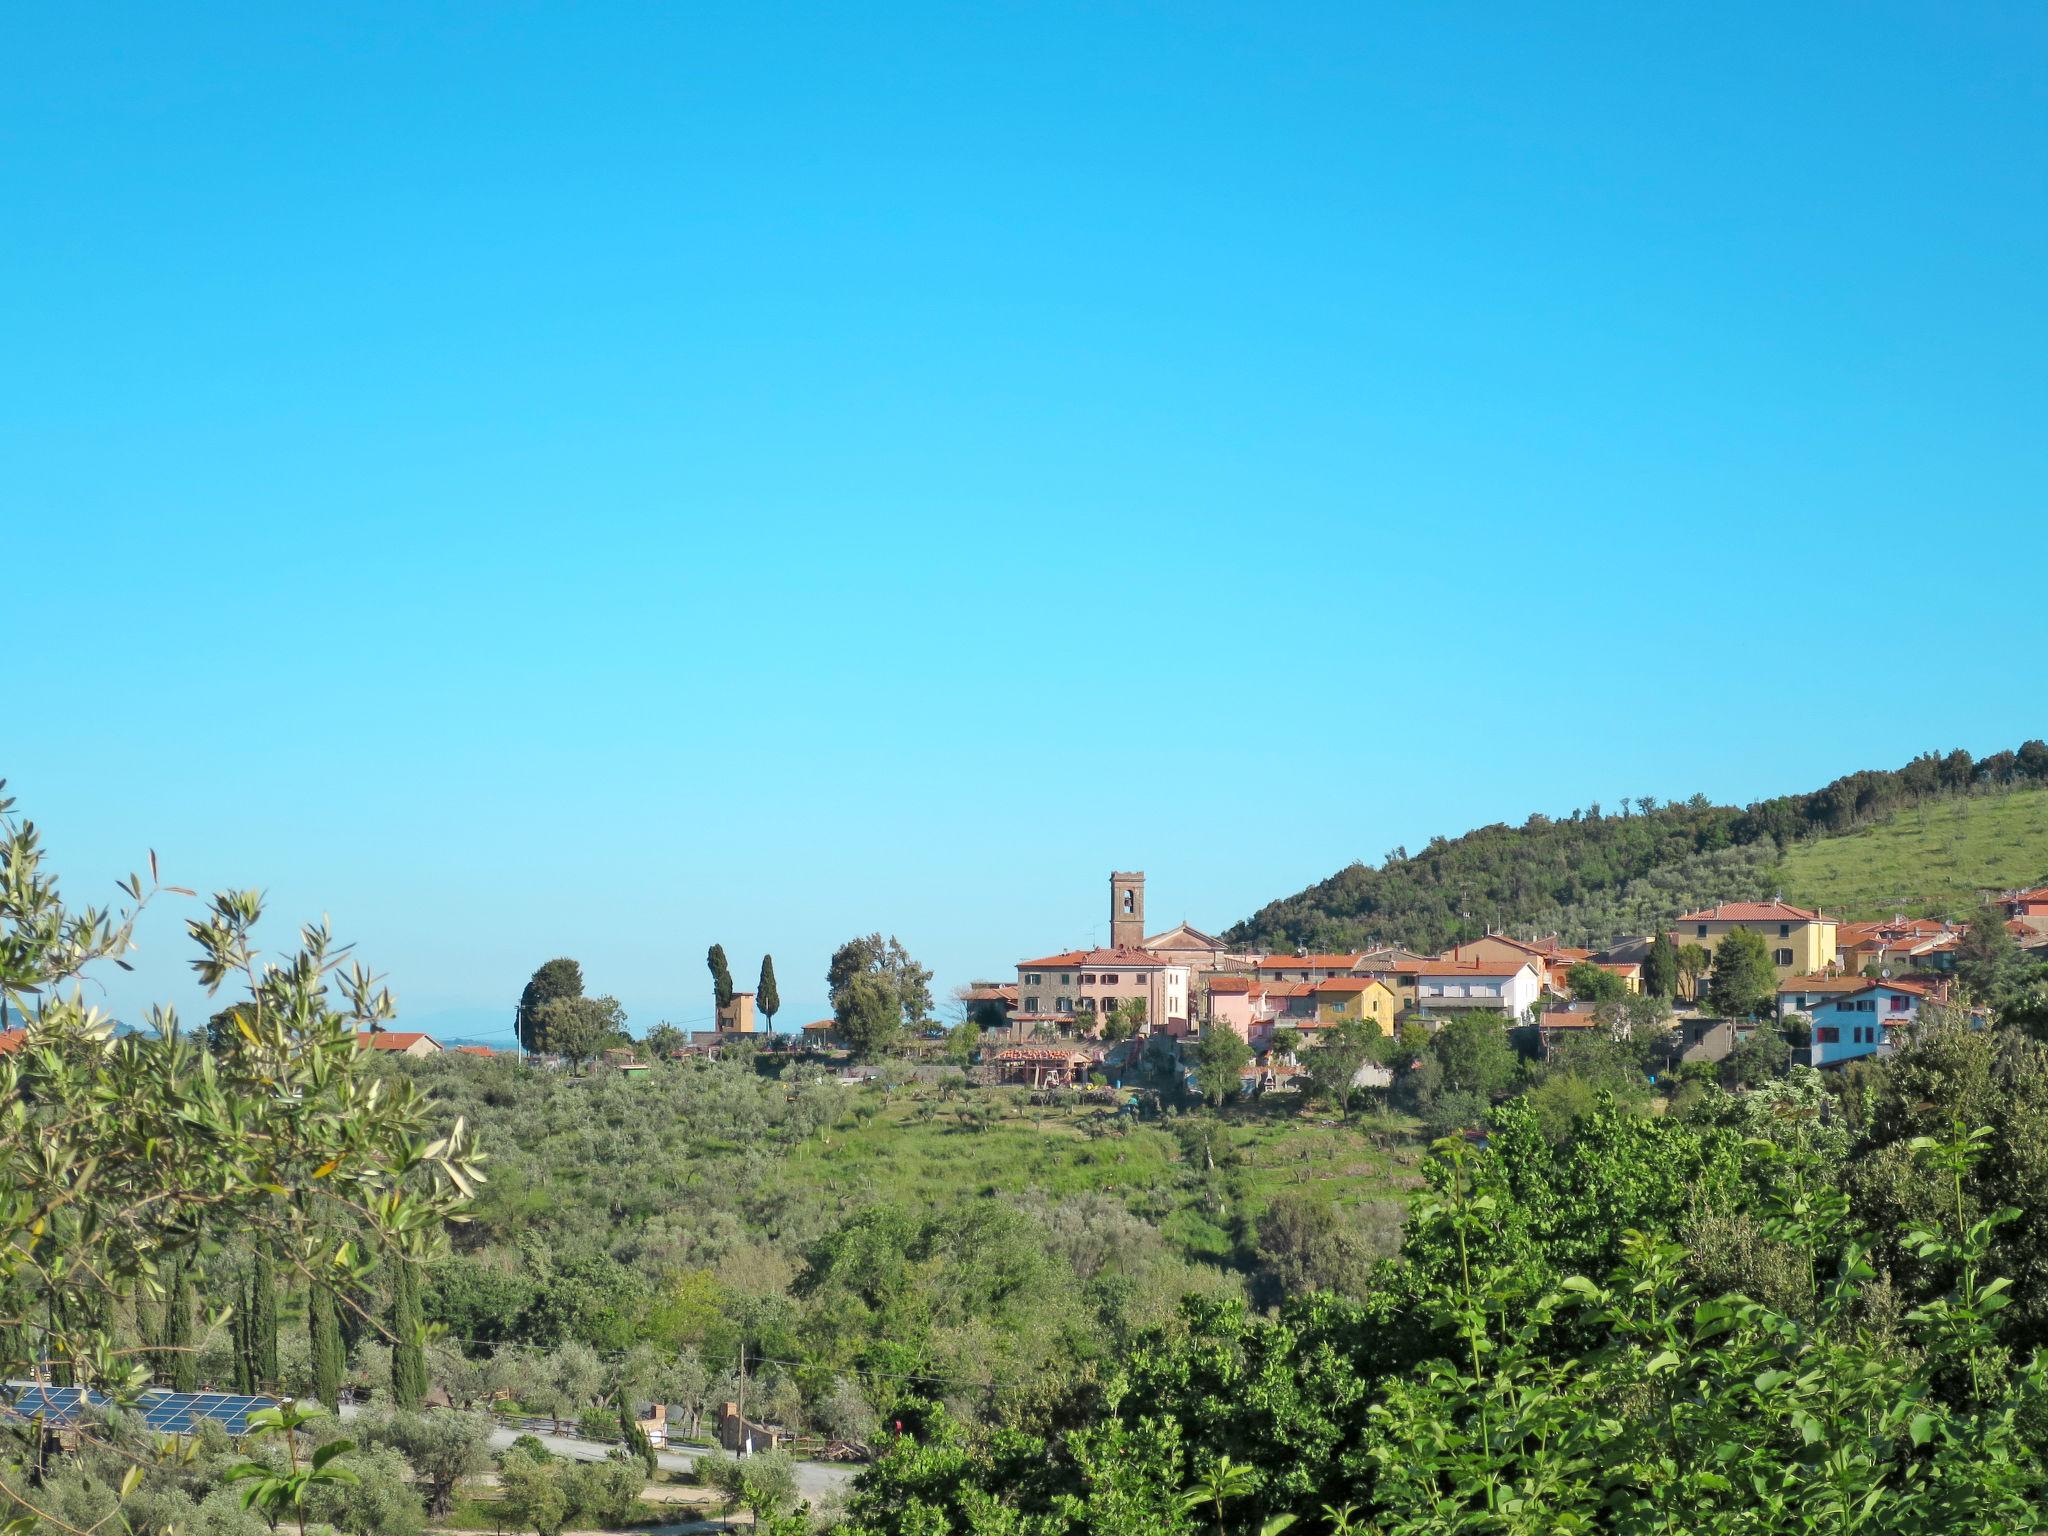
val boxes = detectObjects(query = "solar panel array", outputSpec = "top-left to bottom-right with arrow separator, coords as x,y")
0,1385 -> 106,1425
3,1385 -> 277,1437
136,1391 -> 276,1436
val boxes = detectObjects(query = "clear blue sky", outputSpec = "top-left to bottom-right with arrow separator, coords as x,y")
5,4 -> 2044,1043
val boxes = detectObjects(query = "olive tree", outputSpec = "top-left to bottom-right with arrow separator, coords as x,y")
0,778 -> 481,1529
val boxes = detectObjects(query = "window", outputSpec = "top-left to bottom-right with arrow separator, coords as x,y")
1858,998 -> 1876,1012
1056,996 -> 1071,1013
1024,996 -> 1040,1013
1060,973 -> 1073,985
1774,949 -> 1794,967
1121,888 -> 1135,915
1818,1026 -> 1840,1043
1102,973 -> 1119,984
1891,993 -> 1910,1011
1780,923 -> 1791,938
1025,973 -> 1041,985
1081,974 -> 1096,984
1697,924 -> 1709,938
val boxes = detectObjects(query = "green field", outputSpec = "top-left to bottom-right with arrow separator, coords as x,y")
777,1083 -> 1427,1265
1777,787 -> 2048,920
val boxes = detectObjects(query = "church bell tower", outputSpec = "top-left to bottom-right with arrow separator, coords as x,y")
1110,871 -> 1146,951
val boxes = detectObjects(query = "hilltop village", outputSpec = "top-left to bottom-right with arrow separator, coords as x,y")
933,868 -> 2047,1092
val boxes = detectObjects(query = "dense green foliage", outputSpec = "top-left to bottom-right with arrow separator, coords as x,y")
0,778 -> 480,1536
515,957 -> 584,1054
1231,743 -> 2048,952
842,1021 -> 2048,1534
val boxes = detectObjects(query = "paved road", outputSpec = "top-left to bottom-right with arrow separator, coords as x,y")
337,1405 -> 857,1505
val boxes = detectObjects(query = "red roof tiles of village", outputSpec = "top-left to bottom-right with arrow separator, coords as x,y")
1016,947 -> 1182,970
1778,974 -> 1933,997
1409,957 -> 1539,977
454,1044 -> 493,1056
0,1027 -> 24,1055
1674,900 -> 1830,923
1206,976 -> 1256,993
354,1031 -> 437,1050
1255,953 -> 1367,971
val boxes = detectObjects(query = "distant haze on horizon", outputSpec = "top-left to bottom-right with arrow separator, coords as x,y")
4,4 -> 2042,1037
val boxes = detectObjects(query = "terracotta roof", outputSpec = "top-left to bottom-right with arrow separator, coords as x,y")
454,1044 -> 494,1056
1442,936 -> 1551,960
1260,982 -> 1317,998
354,1031 -> 440,1050
1206,976 -> 1256,993
1839,918 -> 1950,944
991,1045 -> 1098,1064
1255,953 -> 1366,972
0,1027 -> 24,1055
1675,900 -> 1830,924
1596,961 -> 1642,976
801,1018 -> 838,1032
1410,957 -> 1538,978
961,984 -> 1019,1001
1778,975 -> 1932,998
1537,1013 -> 1601,1030
1017,947 -> 1182,970
1312,976 -> 1388,993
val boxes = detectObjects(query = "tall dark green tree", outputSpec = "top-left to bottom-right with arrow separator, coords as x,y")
757,955 -> 780,1034
251,1246 -> 280,1388
231,1268 -> 256,1392
1706,927 -> 1778,1018
618,1394 -> 658,1475
707,944 -> 735,1012
516,958 -> 585,1055
159,1260 -> 198,1391
391,1258 -> 429,1411
309,1277 -> 345,1410
1954,903 -> 2023,1004
1642,932 -> 1679,998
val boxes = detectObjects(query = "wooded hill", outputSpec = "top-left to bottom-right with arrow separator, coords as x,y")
1227,741 -> 2048,955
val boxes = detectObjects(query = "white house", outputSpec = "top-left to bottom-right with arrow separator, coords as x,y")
1409,958 -> 1543,1020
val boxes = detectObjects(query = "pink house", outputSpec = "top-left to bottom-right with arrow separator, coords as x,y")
1015,947 -> 1192,1035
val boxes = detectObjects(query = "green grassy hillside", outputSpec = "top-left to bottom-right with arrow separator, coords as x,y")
1776,787 -> 2048,921
780,1085 -> 1425,1265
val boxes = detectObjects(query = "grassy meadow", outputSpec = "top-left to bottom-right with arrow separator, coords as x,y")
777,1082 -> 1429,1266
1777,786 -> 2048,919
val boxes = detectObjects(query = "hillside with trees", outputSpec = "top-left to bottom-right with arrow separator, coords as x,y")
1229,741 -> 2048,953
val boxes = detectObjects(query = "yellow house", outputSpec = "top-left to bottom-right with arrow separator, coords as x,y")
1673,901 -> 1839,982
1309,976 -> 1398,1032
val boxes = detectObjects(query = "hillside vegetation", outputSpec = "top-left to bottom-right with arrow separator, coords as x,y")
1230,741 -> 2048,952
1778,784 -> 2048,919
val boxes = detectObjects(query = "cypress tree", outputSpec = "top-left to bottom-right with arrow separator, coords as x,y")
757,955 -> 780,1034
309,1278 -> 345,1410
165,1263 -> 198,1392
252,1247 -> 280,1389
618,1394 -> 658,1475
707,945 -> 735,1012
231,1270 -> 256,1393
1643,933 -> 1679,999
391,1258 -> 428,1410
